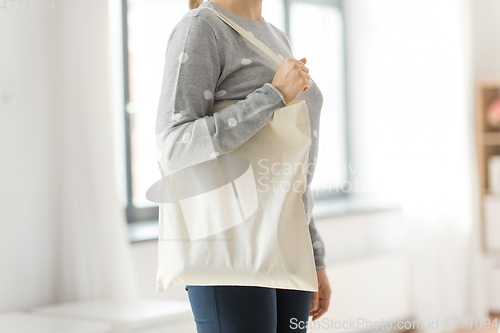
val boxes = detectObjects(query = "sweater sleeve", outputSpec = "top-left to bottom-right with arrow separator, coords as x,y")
309,215 -> 326,269
155,15 -> 287,174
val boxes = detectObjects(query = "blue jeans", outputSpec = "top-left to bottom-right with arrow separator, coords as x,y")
185,285 -> 312,333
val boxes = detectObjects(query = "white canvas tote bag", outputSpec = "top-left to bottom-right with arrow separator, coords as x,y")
149,6 -> 318,292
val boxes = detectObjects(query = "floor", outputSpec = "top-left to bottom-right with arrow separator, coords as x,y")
457,315 -> 500,333
161,314 -> 500,333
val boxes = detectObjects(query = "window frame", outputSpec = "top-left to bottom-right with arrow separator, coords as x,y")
121,0 -> 159,223
121,0 -> 350,224
284,0 -> 350,201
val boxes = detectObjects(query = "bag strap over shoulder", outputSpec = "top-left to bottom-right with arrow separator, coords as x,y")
203,7 -> 284,66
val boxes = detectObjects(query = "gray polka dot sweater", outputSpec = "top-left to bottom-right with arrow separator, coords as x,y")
155,0 -> 326,270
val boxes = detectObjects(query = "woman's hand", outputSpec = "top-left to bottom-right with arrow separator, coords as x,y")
271,57 -> 311,105
310,268 -> 331,321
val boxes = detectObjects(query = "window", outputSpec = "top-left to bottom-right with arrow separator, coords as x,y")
285,0 -> 348,199
122,0 -> 188,222
122,0 -> 348,224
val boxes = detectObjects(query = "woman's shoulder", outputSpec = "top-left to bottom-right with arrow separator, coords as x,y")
168,6 -> 227,43
190,5 -> 225,25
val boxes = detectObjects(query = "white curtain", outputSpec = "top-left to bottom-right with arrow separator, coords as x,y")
398,0 -> 489,325
54,0 -> 138,301
345,0 -> 488,329
0,0 -> 138,308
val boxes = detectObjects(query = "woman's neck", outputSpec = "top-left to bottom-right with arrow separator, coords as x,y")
208,0 -> 263,21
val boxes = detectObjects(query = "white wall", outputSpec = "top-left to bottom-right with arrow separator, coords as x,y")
471,0 -> 500,79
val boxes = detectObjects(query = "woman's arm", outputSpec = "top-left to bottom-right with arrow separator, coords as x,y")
309,215 -> 326,269
156,15 -> 287,173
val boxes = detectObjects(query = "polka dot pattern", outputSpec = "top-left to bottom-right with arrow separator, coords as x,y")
313,240 -> 322,249
179,52 -> 188,63
172,113 -> 181,121
241,58 -> 251,65
182,132 -> 191,143
204,90 -> 213,100
215,90 -> 227,97
227,118 -> 237,127
313,129 -> 318,138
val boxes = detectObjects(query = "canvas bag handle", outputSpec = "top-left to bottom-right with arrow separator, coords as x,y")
203,7 -> 284,66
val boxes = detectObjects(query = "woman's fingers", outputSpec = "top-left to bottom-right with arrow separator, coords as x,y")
312,295 -> 330,320
302,80 -> 311,92
291,57 -> 310,73
311,269 -> 332,321
302,75 -> 311,92
309,291 -> 319,314
311,281 -> 331,320
272,57 -> 312,102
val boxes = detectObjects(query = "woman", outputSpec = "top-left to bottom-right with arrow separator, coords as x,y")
155,0 -> 331,331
